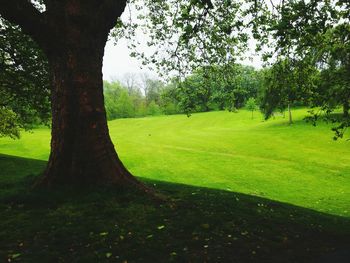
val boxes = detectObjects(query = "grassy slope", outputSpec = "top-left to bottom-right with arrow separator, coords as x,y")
0,155 -> 349,262
0,108 -> 349,217
1,109 -> 350,262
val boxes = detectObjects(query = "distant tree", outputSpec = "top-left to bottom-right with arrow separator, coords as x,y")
0,107 -> 20,139
138,72 -> 150,94
122,73 -> 139,95
115,89 -> 135,118
145,79 -> 164,105
147,100 -> 161,116
104,81 -> 124,120
175,64 -> 262,113
160,84 -> 179,115
0,18 -> 50,136
104,80 -> 145,119
260,58 -> 312,125
129,88 -> 146,117
245,98 -> 258,119
181,70 -> 213,112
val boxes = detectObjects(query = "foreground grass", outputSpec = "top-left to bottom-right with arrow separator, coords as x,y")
0,155 -> 349,262
0,109 -> 349,217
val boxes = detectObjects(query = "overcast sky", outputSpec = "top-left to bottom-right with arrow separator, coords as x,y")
102,39 -> 145,81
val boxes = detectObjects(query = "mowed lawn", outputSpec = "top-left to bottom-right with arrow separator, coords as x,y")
0,108 -> 349,217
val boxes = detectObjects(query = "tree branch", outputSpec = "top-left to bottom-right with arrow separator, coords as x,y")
0,0 -> 49,48
96,0 -> 128,34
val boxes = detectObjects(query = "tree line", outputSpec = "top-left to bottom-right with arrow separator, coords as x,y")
102,64 -> 262,120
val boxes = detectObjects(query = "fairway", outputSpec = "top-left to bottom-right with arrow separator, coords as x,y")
0,108 -> 349,217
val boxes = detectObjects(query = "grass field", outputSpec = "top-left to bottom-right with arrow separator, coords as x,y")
1,108 -> 349,217
1,108 -> 350,262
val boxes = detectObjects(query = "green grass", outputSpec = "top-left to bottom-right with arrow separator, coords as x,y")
1,108 -> 349,217
1,109 -> 350,262
0,156 -> 350,262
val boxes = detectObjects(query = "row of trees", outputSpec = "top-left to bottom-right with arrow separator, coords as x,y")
103,64 -> 263,121
105,56 -> 349,130
104,79 -> 163,119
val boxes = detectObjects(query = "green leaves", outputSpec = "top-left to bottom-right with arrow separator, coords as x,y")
0,107 -> 20,139
245,97 -> 258,118
0,18 -> 50,137
117,0 -> 253,78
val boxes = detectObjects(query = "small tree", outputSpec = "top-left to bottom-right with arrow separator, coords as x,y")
0,107 -> 20,139
147,100 -> 161,116
115,90 -> 135,118
245,98 -> 258,119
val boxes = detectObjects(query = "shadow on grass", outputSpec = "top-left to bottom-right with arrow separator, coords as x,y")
0,154 -> 349,263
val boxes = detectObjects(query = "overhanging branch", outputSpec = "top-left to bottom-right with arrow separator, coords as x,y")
96,0 -> 128,34
0,0 -> 49,48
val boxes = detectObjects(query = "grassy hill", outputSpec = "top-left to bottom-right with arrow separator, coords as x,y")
1,109 -> 350,262
1,108 -> 349,216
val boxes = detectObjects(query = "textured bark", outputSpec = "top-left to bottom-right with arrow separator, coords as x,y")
39,46 -> 137,187
40,5 -> 142,187
1,1 -> 147,188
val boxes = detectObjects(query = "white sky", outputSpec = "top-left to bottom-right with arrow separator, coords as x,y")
102,39 -> 146,81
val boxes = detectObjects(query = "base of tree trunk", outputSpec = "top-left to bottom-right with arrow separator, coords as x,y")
33,166 -> 166,202
34,156 -> 154,196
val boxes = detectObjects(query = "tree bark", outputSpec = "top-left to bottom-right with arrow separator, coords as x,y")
38,44 -> 138,187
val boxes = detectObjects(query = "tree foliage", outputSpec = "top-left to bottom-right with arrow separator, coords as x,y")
245,97 -> 257,119
0,106 -> 20,138
0,18 -> 50,136
114,0 -> 267,77
263,0 -> 350,134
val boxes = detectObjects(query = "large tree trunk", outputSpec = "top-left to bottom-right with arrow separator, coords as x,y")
37,38 -> 140,187
0,1 -> 148,189
34,2 -> 143,188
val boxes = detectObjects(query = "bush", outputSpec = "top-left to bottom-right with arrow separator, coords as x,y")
0,107 -> 20,139
147,101 -> 161,116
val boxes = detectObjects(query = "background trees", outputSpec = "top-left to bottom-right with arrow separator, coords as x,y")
101,63 -> 263,120
263,0 -> 350,133
0,18 -> 50,137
